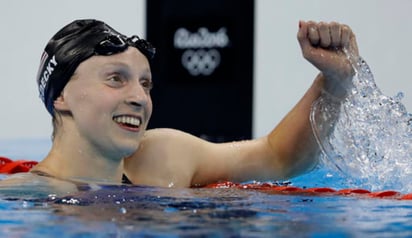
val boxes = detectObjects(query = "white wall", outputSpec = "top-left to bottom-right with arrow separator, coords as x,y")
254,0 -> 412,138
1,0 -> 411,141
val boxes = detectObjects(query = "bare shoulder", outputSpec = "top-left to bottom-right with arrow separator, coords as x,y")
124,128 -> 271,187
124,128 -> 211,187
142,128 -> 205,142
138,128 -> 211,155
139,128 -> 214,159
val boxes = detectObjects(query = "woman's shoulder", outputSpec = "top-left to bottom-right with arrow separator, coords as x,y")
144,128 -> 207,144
145,128 -> 190,137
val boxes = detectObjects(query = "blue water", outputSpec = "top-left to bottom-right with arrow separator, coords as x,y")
1,139 -> 412,237
2,184 -> 412,237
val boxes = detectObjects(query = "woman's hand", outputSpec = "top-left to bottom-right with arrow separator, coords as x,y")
298,21 -> 359,98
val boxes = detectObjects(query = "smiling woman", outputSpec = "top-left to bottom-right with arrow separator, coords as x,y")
31,19 -> 156,184
0,19 -> 360,195
57,47 -> 153,157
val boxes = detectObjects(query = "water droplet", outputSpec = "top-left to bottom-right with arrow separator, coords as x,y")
119,207 -> 127,214
48,194 -> 57,200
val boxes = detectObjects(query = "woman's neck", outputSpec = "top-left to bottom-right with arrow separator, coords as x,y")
34,135 -> 125,184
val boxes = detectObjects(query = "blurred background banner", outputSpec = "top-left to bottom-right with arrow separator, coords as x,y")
146,0 -> 254,142
2,0 -> 412,141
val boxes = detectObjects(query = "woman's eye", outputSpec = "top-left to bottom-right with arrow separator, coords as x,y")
107,75 -> 125,86
110,76 -> 121,82
141,79 -> 153,91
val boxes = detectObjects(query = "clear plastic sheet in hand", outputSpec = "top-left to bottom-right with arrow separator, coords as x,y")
310,49 -> 412,193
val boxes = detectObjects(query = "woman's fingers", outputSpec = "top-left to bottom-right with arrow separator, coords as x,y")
307,21 -> 320,46
330,23 -> 342,48
304,21 -> 354,49
318,22 -> 331,48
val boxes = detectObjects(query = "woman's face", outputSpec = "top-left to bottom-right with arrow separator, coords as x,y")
57,47 -> 153,158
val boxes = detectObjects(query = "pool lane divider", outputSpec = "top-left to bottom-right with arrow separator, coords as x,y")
0,156 -> 37,174
202,181 -> 412,201
1,156 -> 412,200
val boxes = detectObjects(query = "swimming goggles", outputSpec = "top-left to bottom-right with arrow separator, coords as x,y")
95,34 -> 156,60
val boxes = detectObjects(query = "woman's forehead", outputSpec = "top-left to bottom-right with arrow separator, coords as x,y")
76,47 -> 151,74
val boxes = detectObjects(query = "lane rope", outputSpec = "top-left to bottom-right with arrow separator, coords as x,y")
1,156 -> 411,200
203,181 -> 412,201
0,156 -> 37,174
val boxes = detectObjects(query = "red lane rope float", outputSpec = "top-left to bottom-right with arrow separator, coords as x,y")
1,156 -> 412,201
0,156 -> 38,174
203,181 -> 412,201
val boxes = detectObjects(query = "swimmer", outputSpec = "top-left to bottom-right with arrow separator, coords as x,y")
0,19 -> 358,195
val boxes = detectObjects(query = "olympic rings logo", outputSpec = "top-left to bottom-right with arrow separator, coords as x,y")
181,49 -> 221,76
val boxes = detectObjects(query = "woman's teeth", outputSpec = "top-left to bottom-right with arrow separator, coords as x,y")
113,116 -> 141,127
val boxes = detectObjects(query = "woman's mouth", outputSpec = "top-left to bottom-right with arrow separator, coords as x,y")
113,115 -> 141,131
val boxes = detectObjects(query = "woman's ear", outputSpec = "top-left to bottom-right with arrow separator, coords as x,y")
53,94 -> 70,112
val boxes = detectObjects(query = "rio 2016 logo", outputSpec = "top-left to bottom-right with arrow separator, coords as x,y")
174,27 -> 229,76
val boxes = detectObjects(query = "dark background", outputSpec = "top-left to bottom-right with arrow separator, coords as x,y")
146,0 -> 254,142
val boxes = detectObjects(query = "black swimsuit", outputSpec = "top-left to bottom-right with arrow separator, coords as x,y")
121,174 -> 132,184
31,171 -> 133,191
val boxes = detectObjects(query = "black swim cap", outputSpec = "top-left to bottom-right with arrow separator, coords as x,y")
36,19 -> 155,115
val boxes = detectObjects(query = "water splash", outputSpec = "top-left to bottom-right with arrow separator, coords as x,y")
310,49 -> 412,193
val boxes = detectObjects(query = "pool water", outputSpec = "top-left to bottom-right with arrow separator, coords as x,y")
0,186 -> 411,238
1,139 -> 412,237
1,183 -> 412,237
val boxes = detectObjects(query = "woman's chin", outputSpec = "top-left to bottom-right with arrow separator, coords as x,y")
118,143 -> 140,159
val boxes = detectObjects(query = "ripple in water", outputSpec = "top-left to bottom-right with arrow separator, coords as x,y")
310,49 -> 412,193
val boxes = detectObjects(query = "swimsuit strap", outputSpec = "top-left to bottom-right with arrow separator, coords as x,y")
30,170 -> 51,177
31,170 -> 92,191
121,174 -> 133,184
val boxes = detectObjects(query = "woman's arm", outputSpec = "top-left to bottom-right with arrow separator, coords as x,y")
125,21 -> 359,188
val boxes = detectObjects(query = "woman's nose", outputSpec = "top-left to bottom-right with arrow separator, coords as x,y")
125,81 -> 149,108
